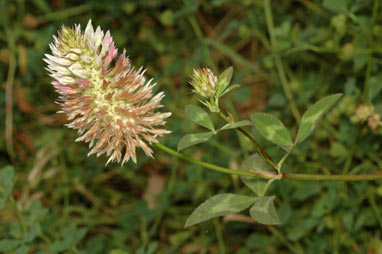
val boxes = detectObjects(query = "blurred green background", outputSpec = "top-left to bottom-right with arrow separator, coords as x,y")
1,0 -> 382,253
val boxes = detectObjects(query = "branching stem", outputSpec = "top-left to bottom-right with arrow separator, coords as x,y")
218,112 -> 278,172
154,143 -> 275,178
154,143 -> 382,181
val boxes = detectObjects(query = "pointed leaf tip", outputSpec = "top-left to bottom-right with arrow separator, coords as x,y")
250,196 -> 282,225
219,120 -> 252,131
295,93 -> 343,144
185,105 -> 214,131
251,112 -> 293,147
177,132 -> 213,151
217,66 -> 234,97
185,193 -> 257,228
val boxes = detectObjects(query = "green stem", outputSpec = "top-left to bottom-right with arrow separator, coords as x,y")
218,112 -> 278,171
1,0 -> 16,161
277,145 -> 295,172
38,231 -> 53,247
35,4 -> 91,23
371,0 -> 379,26
259,178 -> 277,197
282,172 -> 382,181
187,15 -> 218,72
266,225 -> 304,254
363,55 -> 372,101
218,111 -> 230,123
213,218 -> 226,254
264,0 -> 301,123
148,159 -> 179,237
10,196 -> 27,235
154,143 -> 382,181
362,0 -> 377,101
154,143 -> 275,179
140,218 -> 149,249
368,191 -> 382,229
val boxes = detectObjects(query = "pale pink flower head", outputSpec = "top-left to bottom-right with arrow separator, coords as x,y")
44,20 -> 171,165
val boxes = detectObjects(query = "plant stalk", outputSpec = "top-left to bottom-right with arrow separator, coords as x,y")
282,172 -> 382,181
1,0 -> 16,161
218,112 -> 278,171
264,0 -> 301,123
154,143 -> 275,178
154,143 -> 382,181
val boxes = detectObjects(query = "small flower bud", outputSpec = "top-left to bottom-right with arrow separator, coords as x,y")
189,67 -> 220,112
189,67 -> 218,98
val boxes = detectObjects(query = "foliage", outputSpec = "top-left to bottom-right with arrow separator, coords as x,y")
1,0 -> 382,253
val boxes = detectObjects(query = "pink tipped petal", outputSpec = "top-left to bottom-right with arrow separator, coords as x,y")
76,79 -> 91,88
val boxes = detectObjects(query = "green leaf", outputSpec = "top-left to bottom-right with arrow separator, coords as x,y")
240,154 -> 273,195
323,0 -> 348,13
220,84 -> 240,97
216,66 -> 233,97
219,120 -> 252,131
73,228 -> 88,245
185,194 -> 257,228
185,105 -> 214,130
177,132 -> 213,151
23,224 -> 38,243
249,196 -> 282,225
15,245 -> 29,254
0,239 -> 19,252
0,165 -> 15,209
146,242 -> 159,254
251,112 -> 293,147
27,201 -> 48,225
295,94 -> 342,144
53,227 -> 75,252
367,74 -> 382,101
52,224 -> 86,252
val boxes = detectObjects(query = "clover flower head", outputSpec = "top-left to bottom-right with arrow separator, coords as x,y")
368,113 -> 382,131
354,103 -> 374,123
44,20 -> 171,165
189,67 -> 218,98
